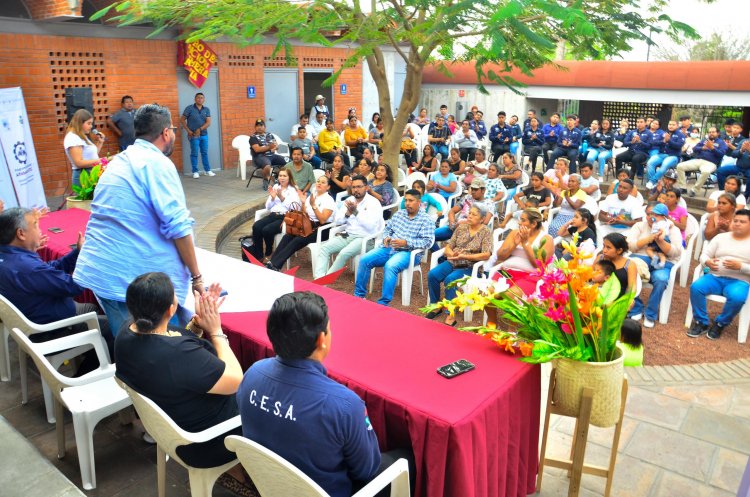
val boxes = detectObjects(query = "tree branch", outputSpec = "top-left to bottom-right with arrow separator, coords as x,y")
388,0 -> 412,31
385,28 -> 412,67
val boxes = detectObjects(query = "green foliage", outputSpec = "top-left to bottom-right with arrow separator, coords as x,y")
71,165 -> 102,201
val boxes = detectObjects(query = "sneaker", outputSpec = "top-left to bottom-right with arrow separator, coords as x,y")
650,255 -> 660,268
687,321 -> 708,338
688,190 -> 696,197
646,181 -> 655,190
707,322 -> 724,340
192,172 -> 200,179
262,178 -> 269,191
630,313 -> 643,321
142,432 -> 156,444
205,170 -> 216,177
425,309 -> 442,320
643,318 -> 655,328
654,259 -> 666,270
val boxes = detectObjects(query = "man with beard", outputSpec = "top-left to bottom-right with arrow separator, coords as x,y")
74,104 -> 204,335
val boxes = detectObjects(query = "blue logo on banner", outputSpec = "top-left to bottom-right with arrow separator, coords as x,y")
247,86 -> 256,99
340,84 -> 347,95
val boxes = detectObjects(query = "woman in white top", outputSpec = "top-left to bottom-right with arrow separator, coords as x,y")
706,175 -> 746,212
248,168 -> 300,262
64,108 -> 104,188
309,95 -> 329,120
266,175 -> 335,271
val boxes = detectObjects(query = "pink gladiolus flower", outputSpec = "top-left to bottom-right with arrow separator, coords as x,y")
561,323 -> 573,334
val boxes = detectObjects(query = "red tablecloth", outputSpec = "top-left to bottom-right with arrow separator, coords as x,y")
38,208 -> 95,303
221,278 -> 540,497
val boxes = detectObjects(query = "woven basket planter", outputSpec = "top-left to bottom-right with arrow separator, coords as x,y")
66,197 -> 92,212
552,347 -> 624,427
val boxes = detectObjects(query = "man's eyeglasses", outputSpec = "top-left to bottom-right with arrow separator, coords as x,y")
168,126 -> 178,132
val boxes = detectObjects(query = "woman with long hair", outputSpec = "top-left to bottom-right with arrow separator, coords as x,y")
704,192 -> 736,241
64,108 -> 104,188
555,207 -> 597,259
596,232 -> 637,300
247,168 -> 299,262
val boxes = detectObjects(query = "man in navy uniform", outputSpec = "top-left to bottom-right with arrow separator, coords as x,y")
615,116 -> 652,179
547,114 -> 583,173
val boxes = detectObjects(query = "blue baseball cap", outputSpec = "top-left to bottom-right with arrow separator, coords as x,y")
652,203 -> 668,216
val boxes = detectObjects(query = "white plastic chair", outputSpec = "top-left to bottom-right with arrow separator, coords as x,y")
270,133 -> 290,160
335,190 -> 350,206
0,293 -> 101,423
426,192 -> 448,224
693,212 -> 709,261
225,435 -> 410,497
368,240 -> 426,306
116,378 -> 242,497
10,328 -> 131,490
684,264 -> 750,343
232,134 -> 252,181
405,172 -> 427,190
397,168 -> 407,192
428,247 -> 486,320
339,131 -> 356,167
254,209 -> 285,259
679,214 -> 700,287
313,169 -> 325,180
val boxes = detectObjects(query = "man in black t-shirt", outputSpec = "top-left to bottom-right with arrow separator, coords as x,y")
249,119 -> 288,189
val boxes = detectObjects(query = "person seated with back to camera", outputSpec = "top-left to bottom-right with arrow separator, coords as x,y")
354,188 -> 435,306
115,273 -> 252,492
237,291 -> 415,497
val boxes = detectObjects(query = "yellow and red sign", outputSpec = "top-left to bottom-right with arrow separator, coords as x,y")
178,40 -> 218,88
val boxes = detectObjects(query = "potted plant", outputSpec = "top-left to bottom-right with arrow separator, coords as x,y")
422,236 -> 634,427
67,157 -> 110,211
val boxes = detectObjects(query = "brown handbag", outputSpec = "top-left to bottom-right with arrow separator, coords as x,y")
283,202 -> 314,237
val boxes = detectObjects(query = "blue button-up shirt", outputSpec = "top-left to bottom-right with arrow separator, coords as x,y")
238,357 -> 381,497
649,129 -> 665,152
542,123 -> 563,144
0,245 -> 83,324
692,138 -> 727,166
73,139 -> 195,303
383,208 -> 435,250
522,127 -> 544,147
489,123 -> 513,146
732,139 -> 750,169
658,129 -> 686,156
182,104 -> 211,136
469,119 -> 487,140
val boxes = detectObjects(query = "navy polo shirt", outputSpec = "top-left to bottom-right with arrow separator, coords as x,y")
556,127 -> 582,149
238,357 -> 381,497
182,104 -> 211,136
0,245 -> 83,324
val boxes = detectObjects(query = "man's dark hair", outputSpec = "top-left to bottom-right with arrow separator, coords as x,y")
300,113 -> 309,120
0,207 -> 31,245
734,122 -> 745,129
724,118 -> 736,126
735,208 -> 750,221
267,292 -> 329,359
620,178 -> 635,187
551,112 -> 560,118
567,114 -> 578,120
528,109 -> 536,114
497,111 -> 506,117
440,104 -> 448,110
126,272 -> 175,334
579,162 -> 593,171
121,95 -> 133,103
316,111 -> 325,117
679,115 -> 691,121
404,188 -> 422,200
350,174 -> 367,185
290,146 -> 303,156
195,92 -> 204,98
134,104 -> 172,141
325,118 -> 334,125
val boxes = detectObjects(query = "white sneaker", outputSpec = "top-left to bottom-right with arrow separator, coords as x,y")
630,313 -> 643,321
206,170 -> 216,177
192,172 -> 200,179
646,181 -> 655,189
643,318 -> 655,328
142,432 -> 156,444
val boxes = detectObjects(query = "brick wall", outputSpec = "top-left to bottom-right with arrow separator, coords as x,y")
0,30 -> 362,198
23,0 -> 82,19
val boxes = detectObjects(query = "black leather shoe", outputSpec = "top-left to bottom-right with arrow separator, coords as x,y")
425,310 -> 442,320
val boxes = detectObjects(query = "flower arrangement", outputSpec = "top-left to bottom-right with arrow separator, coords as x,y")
422,236 -> 634,364
71,156 -> 110,201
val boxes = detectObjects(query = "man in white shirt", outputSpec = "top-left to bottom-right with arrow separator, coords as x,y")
310,110 -> 327,141
313,175 -> 384,279
290,113 -> 316,142
688,209 -> 750,340
453,119 -> 480,162
597,178 -> 644,240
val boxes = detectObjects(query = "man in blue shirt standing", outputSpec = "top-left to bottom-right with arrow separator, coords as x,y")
547,114 -> 583,173
238,291 -> 411,497
74,104 -> 203,335
180,92 -> 214,179
354,189 -> 435,306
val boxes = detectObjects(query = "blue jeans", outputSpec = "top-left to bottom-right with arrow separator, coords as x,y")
510,141 -> 520,156
586,148 -> 612,176
629,254 -> 674,321
189,134 -> 211,173
98,296 -> 192,336
716,164 -> 750,191
431,225 -> 454,252
646,154 -> 679,183
354,247 -> 419,305
428,261 -> 471,304
434,144 -> 449,159
690,274 -> 750,326
72,169 -> 82,188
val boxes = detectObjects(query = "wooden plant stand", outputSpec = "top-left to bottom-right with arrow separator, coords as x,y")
536,368 -> 629,497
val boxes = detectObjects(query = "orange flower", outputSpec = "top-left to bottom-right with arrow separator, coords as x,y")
519,341 -> 534,357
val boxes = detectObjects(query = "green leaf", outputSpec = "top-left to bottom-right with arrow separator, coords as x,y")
598,274 -> 621,306
89,4 -> 115,21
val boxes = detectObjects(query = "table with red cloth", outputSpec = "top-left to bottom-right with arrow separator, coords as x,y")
221,278 -> 541,497
37,208 -> 95,303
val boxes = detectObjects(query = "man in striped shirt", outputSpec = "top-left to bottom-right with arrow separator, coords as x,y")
354,190 -> 435,306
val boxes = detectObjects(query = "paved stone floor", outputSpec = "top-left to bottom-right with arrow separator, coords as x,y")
5,167 -> 746,496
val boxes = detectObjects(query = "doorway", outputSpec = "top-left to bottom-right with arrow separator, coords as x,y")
303,71 -> 333,120
263,70 -> 299,142
177,68 -> 223,175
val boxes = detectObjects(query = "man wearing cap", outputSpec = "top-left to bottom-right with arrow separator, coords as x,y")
309,94 -> 329,120
648,169 -> 679,202
432,177 -> 495,251
180,92 -> 214,179
249,119 -> 288,190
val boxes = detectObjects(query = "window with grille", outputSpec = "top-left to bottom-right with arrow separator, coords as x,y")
264,55 -> 297,67
49,51 -> 108,134
227,55 -> 255,67
601,102 -> 667,127
302,57 -> 334,68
